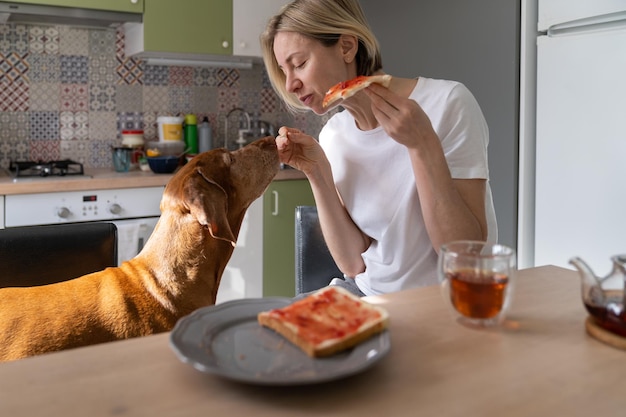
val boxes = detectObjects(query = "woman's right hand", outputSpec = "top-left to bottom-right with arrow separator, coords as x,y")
276,126 -> 327,175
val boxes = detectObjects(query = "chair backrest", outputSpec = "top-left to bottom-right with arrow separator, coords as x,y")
295,206 -> 342,295
0,222 -> 117,288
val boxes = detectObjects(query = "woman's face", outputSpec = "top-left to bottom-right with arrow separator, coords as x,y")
273,31 -> 351,114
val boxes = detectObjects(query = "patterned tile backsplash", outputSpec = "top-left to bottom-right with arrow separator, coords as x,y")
0,23 -> 327,169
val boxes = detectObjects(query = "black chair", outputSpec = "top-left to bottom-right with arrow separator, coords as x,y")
0,222 -> 117,288
295,206 -> 342,295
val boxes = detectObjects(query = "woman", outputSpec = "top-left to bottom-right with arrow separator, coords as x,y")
261,0 -> 497,296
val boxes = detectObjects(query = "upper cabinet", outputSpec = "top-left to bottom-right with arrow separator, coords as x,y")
2,0 -> 143,13
125,0 -> 288,63
126,0 -> 232,58
233,0 -> 288,57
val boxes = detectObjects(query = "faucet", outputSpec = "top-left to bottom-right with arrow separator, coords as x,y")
224,107 -> 252,149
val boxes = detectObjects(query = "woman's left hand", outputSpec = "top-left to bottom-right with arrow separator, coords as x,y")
365,83 -> 437,149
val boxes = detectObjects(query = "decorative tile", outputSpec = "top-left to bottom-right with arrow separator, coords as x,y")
60,111 -> 88,140
143,64 -> 169,86
89,139 -> 116,168
168,86 -> 193,114
60,84 -> 89,111
192,86 -> 218,114
260,88 -> 279,114
217,87 -> 239,112
31,139 -> 61,161
238,68 -> 262,90
0,111 -> 29,141
28,53 -> 59,82
0,52 -> 29,83
116,84 -> 143,112
116,111 -> 143,132
115,26 -> 125,59
0,24 -> 29,54
29,110 -> 59,140
0,23 -> 328,166
215,68 -> 240,87
89,29 -> 116,56
194,67 -> 218,87
60,55 -> 89,84
29,26 -> 60,55
0,137 -> 30,168
169,66 -> 194,86
60,138 -> 90,165
142,86 -> 168,112
0,81 -> 29,112
238,89 -> 260,113
142,111 -> 158,141
88,111 -> 117,141
89,54 -> 117,84
116,56 -> 143,85
59,26 -> 89,56
89,84 -> 116,111
29,82 -> 61,111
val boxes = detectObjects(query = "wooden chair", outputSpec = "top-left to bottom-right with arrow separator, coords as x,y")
294,206 -> 342,295
0,222 -> 117,288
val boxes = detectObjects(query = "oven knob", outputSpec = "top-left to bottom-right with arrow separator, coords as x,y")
108,203 -> 122,215
56,207 -> 70,219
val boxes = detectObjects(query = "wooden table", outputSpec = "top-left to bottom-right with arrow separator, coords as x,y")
1,266 -> 624,416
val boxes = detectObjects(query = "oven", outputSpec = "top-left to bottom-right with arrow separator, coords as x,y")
2,160 -> 164,266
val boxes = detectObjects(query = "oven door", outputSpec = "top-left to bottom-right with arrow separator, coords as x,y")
110,217 -> 159,265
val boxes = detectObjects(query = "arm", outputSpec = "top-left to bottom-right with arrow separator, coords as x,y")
365,83 -> 488,252
276,127 -> 369,277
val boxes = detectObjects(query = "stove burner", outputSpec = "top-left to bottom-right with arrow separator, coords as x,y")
9,159 -> 85,178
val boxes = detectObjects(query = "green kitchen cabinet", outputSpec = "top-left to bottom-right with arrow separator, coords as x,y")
3,0 -> 143,13
125,0 -> 233,58
263,179 -> 315,297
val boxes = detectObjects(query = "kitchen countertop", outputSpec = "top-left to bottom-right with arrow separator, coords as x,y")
1,266 -> 624,416
0,167 -> 306,195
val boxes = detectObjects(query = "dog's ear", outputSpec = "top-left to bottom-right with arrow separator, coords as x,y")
183,168 -> 236,247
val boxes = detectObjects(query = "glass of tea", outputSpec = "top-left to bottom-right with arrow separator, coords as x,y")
438,241 -> 516,328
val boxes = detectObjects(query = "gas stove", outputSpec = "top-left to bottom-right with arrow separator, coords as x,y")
9,159 -> 85,178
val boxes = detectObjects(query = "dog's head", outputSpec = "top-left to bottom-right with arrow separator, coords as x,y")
161,136 -> 280,246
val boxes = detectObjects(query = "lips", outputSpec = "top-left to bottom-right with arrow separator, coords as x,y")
299,94 -> 313,106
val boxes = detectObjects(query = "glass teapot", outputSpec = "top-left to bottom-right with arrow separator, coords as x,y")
570,255 -> 626,337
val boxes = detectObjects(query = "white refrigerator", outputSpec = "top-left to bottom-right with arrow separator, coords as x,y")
519,0 -> 626,272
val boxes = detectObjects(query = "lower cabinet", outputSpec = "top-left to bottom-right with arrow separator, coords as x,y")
263,179 -> 315,297
216,178 -> 314,303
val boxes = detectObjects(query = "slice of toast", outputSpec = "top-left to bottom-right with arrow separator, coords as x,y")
257,286 -> 389,357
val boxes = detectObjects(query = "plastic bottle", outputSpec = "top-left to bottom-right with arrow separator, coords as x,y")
184,114 -> 199,154
198,116 -> 213,153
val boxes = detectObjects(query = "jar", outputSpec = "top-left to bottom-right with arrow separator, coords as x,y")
121,129 -> 145,147
157,116 -> 184,142
121,130 -> 145,170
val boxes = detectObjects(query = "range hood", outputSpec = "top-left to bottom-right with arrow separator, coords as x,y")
0,2 -> 141,28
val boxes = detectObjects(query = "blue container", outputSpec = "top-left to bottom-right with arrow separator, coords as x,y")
147,156 -> 179,174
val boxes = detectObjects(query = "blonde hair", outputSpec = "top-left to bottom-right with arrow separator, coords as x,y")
261,0 -> 382,113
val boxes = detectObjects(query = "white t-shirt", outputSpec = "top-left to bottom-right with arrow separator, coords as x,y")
319,77 -> 497,296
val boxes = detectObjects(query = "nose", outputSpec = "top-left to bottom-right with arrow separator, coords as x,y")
285,72 -> 301,93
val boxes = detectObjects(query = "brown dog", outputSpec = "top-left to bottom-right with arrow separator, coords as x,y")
0,137 -> 279,361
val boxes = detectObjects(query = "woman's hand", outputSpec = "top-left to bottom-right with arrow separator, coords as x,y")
276,126 -> 327,176
365,84 -> 437,150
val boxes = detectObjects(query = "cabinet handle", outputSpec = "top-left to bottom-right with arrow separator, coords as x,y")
272,190 -> 279,216
222,41 -> 230,49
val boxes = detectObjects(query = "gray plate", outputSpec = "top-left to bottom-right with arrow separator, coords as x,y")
169,297 -> 391,386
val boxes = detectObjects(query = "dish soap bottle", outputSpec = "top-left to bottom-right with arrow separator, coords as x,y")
184,114 -> 199,155
198,116 -> 213,153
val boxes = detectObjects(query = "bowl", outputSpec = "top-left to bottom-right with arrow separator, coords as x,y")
145,140 -> 186,157
147,156 -> 180,174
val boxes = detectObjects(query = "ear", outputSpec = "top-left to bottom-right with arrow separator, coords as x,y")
183,168 -> 236,247
339,34 -> 358,64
